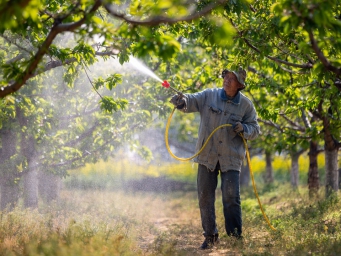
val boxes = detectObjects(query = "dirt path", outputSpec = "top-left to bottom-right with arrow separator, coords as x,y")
139,195 -> 246,255
140,215 -> 244,255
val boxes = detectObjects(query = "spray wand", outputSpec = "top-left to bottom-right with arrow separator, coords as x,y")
161,80 -> 183,96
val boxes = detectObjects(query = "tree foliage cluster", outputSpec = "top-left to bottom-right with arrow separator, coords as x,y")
0,0 -> 340,209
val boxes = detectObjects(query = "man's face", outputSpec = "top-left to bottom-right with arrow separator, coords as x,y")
223,72 -> 242,93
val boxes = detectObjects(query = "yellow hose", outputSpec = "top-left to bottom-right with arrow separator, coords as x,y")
165,107 -> 276,231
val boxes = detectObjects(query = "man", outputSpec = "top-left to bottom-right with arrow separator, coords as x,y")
170,67 -> 260,249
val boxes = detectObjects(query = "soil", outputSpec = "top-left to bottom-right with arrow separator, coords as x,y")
139,214 -> 244,255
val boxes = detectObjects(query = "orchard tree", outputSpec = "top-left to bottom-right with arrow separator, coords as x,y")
269,0 -> 341,196
0,0 -> 230,97
0,0 -> 236,209
215,0 -> 341,197
0,60 -> 161,209
150,0 -> 341,196
1,0 -> 341,202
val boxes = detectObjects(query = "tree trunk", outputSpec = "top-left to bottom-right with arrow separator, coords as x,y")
291,153 -> 299,189
0,182 -> 20,211
38,171 -> 61,202
325,148 -> 338,197
240,159 -> 250,187
0,128 -> 20,210
23,162 -> 38,208
17,106 -> 39,208
21,134 -> 39,208
308,141 -> 320,198
22,136 -> 38,208
323,116 -> 339,197
263,151 -> 274,184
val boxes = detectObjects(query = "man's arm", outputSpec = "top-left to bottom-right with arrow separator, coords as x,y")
241,103 -> 260,140
181,90 -> 208,113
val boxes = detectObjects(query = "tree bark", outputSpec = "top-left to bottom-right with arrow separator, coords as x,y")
38,171 -> 61,202
22,136 -> 38,208
0,128 -> 20,210
263,151 -> 274,184
23,162 -> 38,208
17,106 -> 39,208
322,115 -> 339,197
308,141 -> 320,197
325,148 -> 339,197
291,153 -> 299,189
0,183 -> 19,211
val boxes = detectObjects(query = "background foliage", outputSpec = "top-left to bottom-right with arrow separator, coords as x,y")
0,0 -> 340,209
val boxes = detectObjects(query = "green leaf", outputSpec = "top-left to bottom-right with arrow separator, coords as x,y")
100,97 -> 128,113
105,74 -> 122,90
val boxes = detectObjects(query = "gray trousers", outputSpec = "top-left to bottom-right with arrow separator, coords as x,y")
197,163 -> 242,237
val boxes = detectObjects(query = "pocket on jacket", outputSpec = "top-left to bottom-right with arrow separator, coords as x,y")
208,104 -> 222,114
203,104 -> 222,127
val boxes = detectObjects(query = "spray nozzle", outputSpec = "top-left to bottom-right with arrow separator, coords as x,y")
162,80 -> 170,88
161,80 -> 183,96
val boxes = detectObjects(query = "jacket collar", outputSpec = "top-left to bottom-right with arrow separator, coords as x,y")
220,88 -> 240,105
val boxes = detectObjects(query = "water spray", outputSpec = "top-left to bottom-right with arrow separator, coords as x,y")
127,57 -> 183,96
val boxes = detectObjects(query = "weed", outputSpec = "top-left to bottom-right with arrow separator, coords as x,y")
1,180 -> 341,255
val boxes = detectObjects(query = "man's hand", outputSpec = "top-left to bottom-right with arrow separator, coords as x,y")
170,94 -> 185,107
233,122 -> 244,133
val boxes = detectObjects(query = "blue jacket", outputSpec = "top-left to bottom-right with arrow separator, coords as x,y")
180,88 -> 260,172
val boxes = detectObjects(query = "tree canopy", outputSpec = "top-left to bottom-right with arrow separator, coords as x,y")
0,0 -> 341,205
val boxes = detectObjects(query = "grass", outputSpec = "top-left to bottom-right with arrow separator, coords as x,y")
0,191 -> 144,256
1,182 -> 341,255
64,152 -> 329,191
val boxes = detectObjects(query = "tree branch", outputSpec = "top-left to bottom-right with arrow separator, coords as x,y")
301,108 -> 312,129
279,113 -> 306,132
32,49 -> 118,78
243,36 -> 313,69
0,0 -> 102,98
308,29 -> 341,77
1,34 -> 33,54
258,118 -> 284,133
64,121 -> 99,147
6,54 -> 26,64
227,18 -> 313,70
103,0 -> 227,26
289,39 -> 315,64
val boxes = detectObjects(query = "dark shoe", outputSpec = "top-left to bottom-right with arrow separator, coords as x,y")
199,234 -> 219,250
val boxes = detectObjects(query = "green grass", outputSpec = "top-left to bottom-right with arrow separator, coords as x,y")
1,183 -> 341,255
